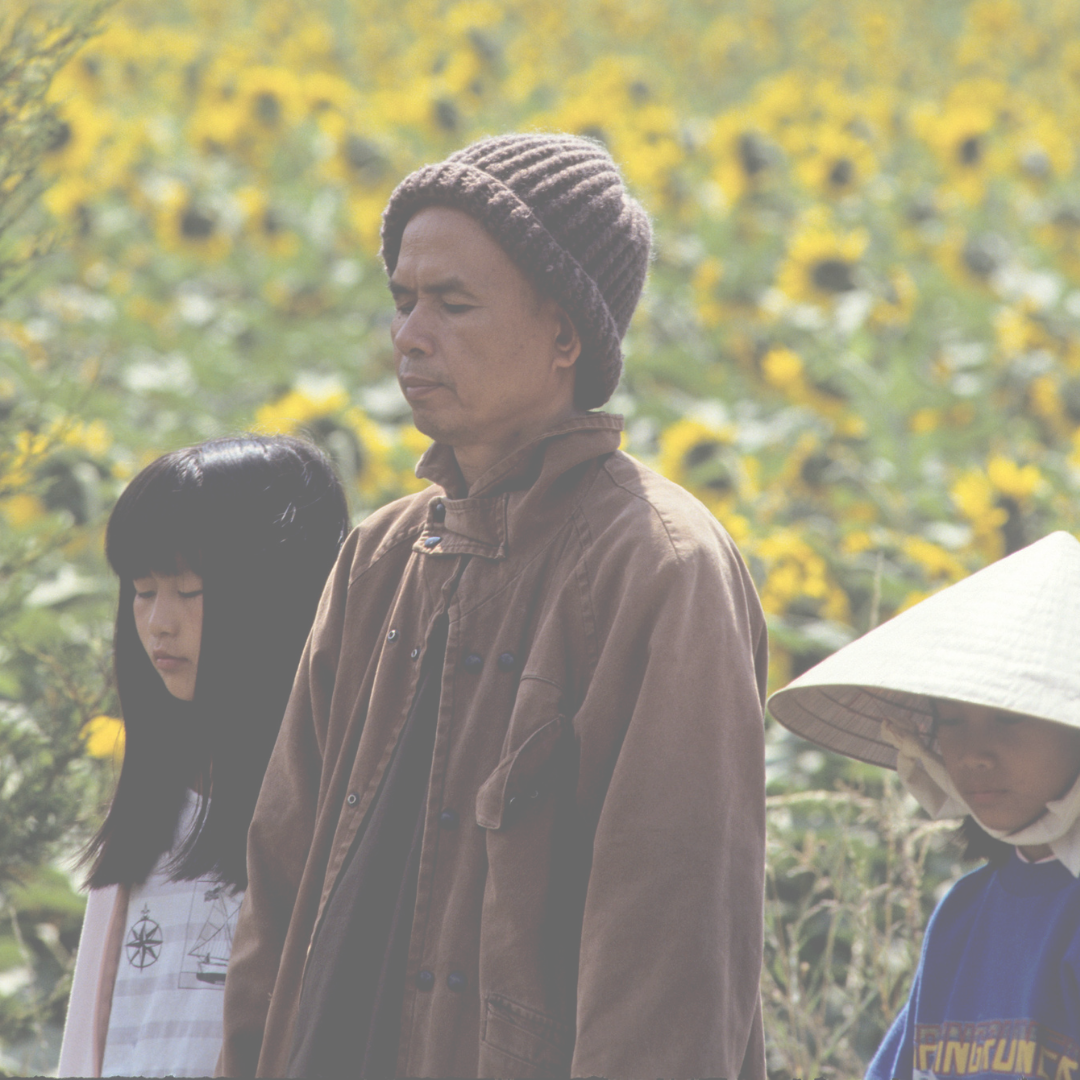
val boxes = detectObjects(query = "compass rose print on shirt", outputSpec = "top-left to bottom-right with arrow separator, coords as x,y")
180,880 -> 243,989
125,906 -> 163,969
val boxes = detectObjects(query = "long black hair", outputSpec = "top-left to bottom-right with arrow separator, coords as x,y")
83,434 -> 349,890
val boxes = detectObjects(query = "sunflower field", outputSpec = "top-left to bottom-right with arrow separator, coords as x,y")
3,0 -> 1080,1073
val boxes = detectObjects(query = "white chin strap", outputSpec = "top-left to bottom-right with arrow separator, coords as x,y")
881,722 -> 1080,878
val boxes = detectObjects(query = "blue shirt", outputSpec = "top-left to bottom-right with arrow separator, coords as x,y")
867,852 -> 1080,1080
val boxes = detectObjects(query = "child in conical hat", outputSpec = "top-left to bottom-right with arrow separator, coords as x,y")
769,531 -> 1080,1080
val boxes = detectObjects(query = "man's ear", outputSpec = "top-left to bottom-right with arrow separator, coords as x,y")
552,306 -> 581,371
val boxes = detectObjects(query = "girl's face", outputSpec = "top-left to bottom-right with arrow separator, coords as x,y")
935,700 -> 1080,833
132,558 -> 203,701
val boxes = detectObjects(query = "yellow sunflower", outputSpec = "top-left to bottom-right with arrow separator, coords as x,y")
911,84 -> 1006,204
40,95 -> 112,178
303,72 -> 360,119
153,181 -> 231,261
775,207 -> 869,307
83,715 -> 125,762
793,124 -> 878,199
752,527 -> 850,623
656,417 -> 751,532
235,65 -> 305,138
901,536 -> 967,583
234,185 -> 299,258
949,461 -> 1033,562
342,407 -> 396,503
657,418 -> 735,492
255,387 -> 351,435
708,109 -> 778,204
870,269 -> 917,329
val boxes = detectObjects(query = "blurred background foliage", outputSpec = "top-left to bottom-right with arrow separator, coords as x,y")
3,0 -> 1080,1073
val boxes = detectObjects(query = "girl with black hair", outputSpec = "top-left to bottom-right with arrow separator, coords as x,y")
59,434 -> 349,1079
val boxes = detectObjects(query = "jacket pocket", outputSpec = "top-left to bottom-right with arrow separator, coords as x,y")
480,991 -> 573,1077
475,714 -> 569,830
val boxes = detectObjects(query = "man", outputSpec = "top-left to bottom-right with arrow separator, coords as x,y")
221,132 -> 768,1079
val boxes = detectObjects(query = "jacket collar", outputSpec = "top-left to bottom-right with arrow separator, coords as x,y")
413,413 -> 622,560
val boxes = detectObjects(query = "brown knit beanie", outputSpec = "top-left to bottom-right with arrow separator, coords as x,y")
381,132 -> 652,409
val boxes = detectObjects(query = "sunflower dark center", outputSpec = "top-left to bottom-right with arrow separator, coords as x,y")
828,157 -> 854,187
579,125 -> 608,147
811,259 -> 856,293
47,120 -> 72,153
262,209 -> 283,235
254,91 -> 282,128
996,495 -> 1025,555
962,235 -> 1005,277
812,377 -> 849,402
958,135 -> 982,166
1053,206 -> 1080,230
180,206 -> 216,239
800,452 -> 834,487
343,135 -> 387,181
434,99 -> 459,132
1062,379 -> 1080,423
737,132 -> 771,176
703,472 -> 733,495
468,28 -> 499,63
684,441 -> 722,469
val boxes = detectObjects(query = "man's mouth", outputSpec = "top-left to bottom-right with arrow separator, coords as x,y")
399,375 -> 445,401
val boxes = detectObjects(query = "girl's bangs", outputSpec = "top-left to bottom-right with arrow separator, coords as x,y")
106,457 -> 203,581
113,532 -> 202,582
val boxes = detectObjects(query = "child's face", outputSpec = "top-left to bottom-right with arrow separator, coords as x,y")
132,557 -> 203,701
935,700 -> 1080,833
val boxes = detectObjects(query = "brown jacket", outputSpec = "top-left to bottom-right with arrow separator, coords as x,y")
221,413 -> 769,1079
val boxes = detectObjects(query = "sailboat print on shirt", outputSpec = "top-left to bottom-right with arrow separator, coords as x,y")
179,880 -> 243,990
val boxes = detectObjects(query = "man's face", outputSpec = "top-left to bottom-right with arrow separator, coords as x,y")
389,206 -> 578,464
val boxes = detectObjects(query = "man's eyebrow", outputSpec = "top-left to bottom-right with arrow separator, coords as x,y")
388,276 -> 479,299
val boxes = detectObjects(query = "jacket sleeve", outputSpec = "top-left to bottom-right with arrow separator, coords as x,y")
58,884 -> 118,1078
570,528 -> 768,1080
219,530 -> 357,1078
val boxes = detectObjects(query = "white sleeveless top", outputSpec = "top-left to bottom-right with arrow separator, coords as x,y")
100,793 -> 244,1078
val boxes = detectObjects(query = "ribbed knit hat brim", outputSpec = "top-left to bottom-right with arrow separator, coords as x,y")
381,133 -> 651,409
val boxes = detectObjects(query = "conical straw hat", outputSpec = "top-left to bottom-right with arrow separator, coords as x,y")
767,531 -> 1080,768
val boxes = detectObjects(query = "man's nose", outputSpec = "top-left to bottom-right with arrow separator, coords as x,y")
393,305 -> 434,357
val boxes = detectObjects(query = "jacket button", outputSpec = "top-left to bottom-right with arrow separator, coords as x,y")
387,629 -> 398,642
416,969 -> 435,991
447,971 -> 467,992
506,795 -> 519,812
439,808 -> 459,829
346,793 -> 359,807
432,501 -> 446,522
463,653 -> 483,673
497,652 -> 516,671
423,535 -> 442,548
410,647 -> 420,660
